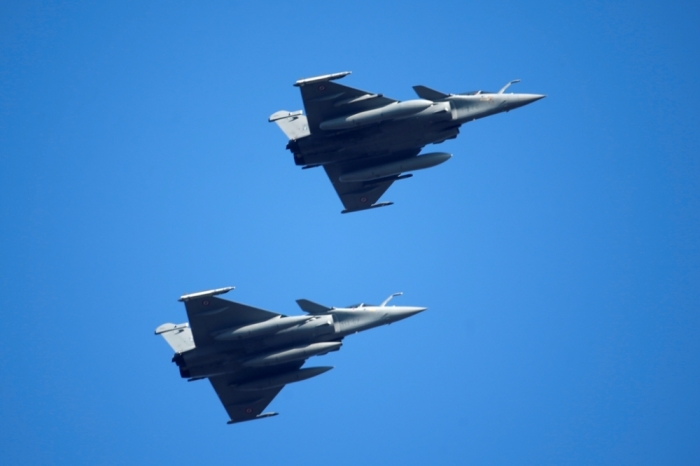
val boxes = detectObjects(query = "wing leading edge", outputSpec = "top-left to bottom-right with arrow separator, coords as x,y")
297,76 -> 397,133
181,291 -> 282,348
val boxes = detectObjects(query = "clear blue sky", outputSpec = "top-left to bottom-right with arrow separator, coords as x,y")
1,1 -> 699,464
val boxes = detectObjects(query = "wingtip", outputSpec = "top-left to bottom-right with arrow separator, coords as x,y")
341,201 -> 394,214
178,286 -> 234,302
294,71 -> 351,87
227,412 -> 279,424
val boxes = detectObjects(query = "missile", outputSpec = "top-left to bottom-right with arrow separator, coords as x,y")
243,342 -> 342,367
320,99 -> 433,130
178,286 -> 234,302
294,71 -> 351,87
214,315 -> 312,341
235,366 -> 334,391
339,152 -> 452,183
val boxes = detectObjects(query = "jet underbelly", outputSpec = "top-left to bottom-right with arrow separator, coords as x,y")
296,118 -> 458,166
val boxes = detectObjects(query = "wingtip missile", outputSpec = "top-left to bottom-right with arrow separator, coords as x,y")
178,286 -> 234,302
294,71 -> 351,87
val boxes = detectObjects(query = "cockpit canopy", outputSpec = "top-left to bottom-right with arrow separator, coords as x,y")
344,303 -> 377,309
459,90 -> 494,96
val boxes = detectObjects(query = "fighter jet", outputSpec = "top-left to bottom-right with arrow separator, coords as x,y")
155,286 -> 426,424
270,72 -> 544,213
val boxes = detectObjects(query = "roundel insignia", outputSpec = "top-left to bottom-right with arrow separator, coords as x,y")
245,407 -> 253,414
318,85 -> 325,91
360,196 -> 368,203
202,300 -> 209,306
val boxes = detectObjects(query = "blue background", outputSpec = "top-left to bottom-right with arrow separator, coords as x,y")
1,1 -> 699,464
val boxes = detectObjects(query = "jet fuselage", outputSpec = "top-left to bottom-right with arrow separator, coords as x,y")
174,304 -> 425,380
288,92 -> 544,167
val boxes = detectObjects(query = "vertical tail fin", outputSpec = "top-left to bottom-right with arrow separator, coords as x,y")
155,323 -> 195,353
269,110 -> 311,140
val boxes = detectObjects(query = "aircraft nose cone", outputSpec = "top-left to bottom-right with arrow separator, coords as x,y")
386,306 -> 427,323
406,306 -> 427,316
528,94 -> 546,103
517,94 -> 546,105
504,93 -> 545,111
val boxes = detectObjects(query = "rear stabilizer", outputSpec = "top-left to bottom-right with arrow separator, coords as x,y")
155,323 -> 195,353
269,110 -> 311,140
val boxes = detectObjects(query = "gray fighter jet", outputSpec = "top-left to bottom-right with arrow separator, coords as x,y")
270,72 -> 544,213
155,287 -> 426,424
